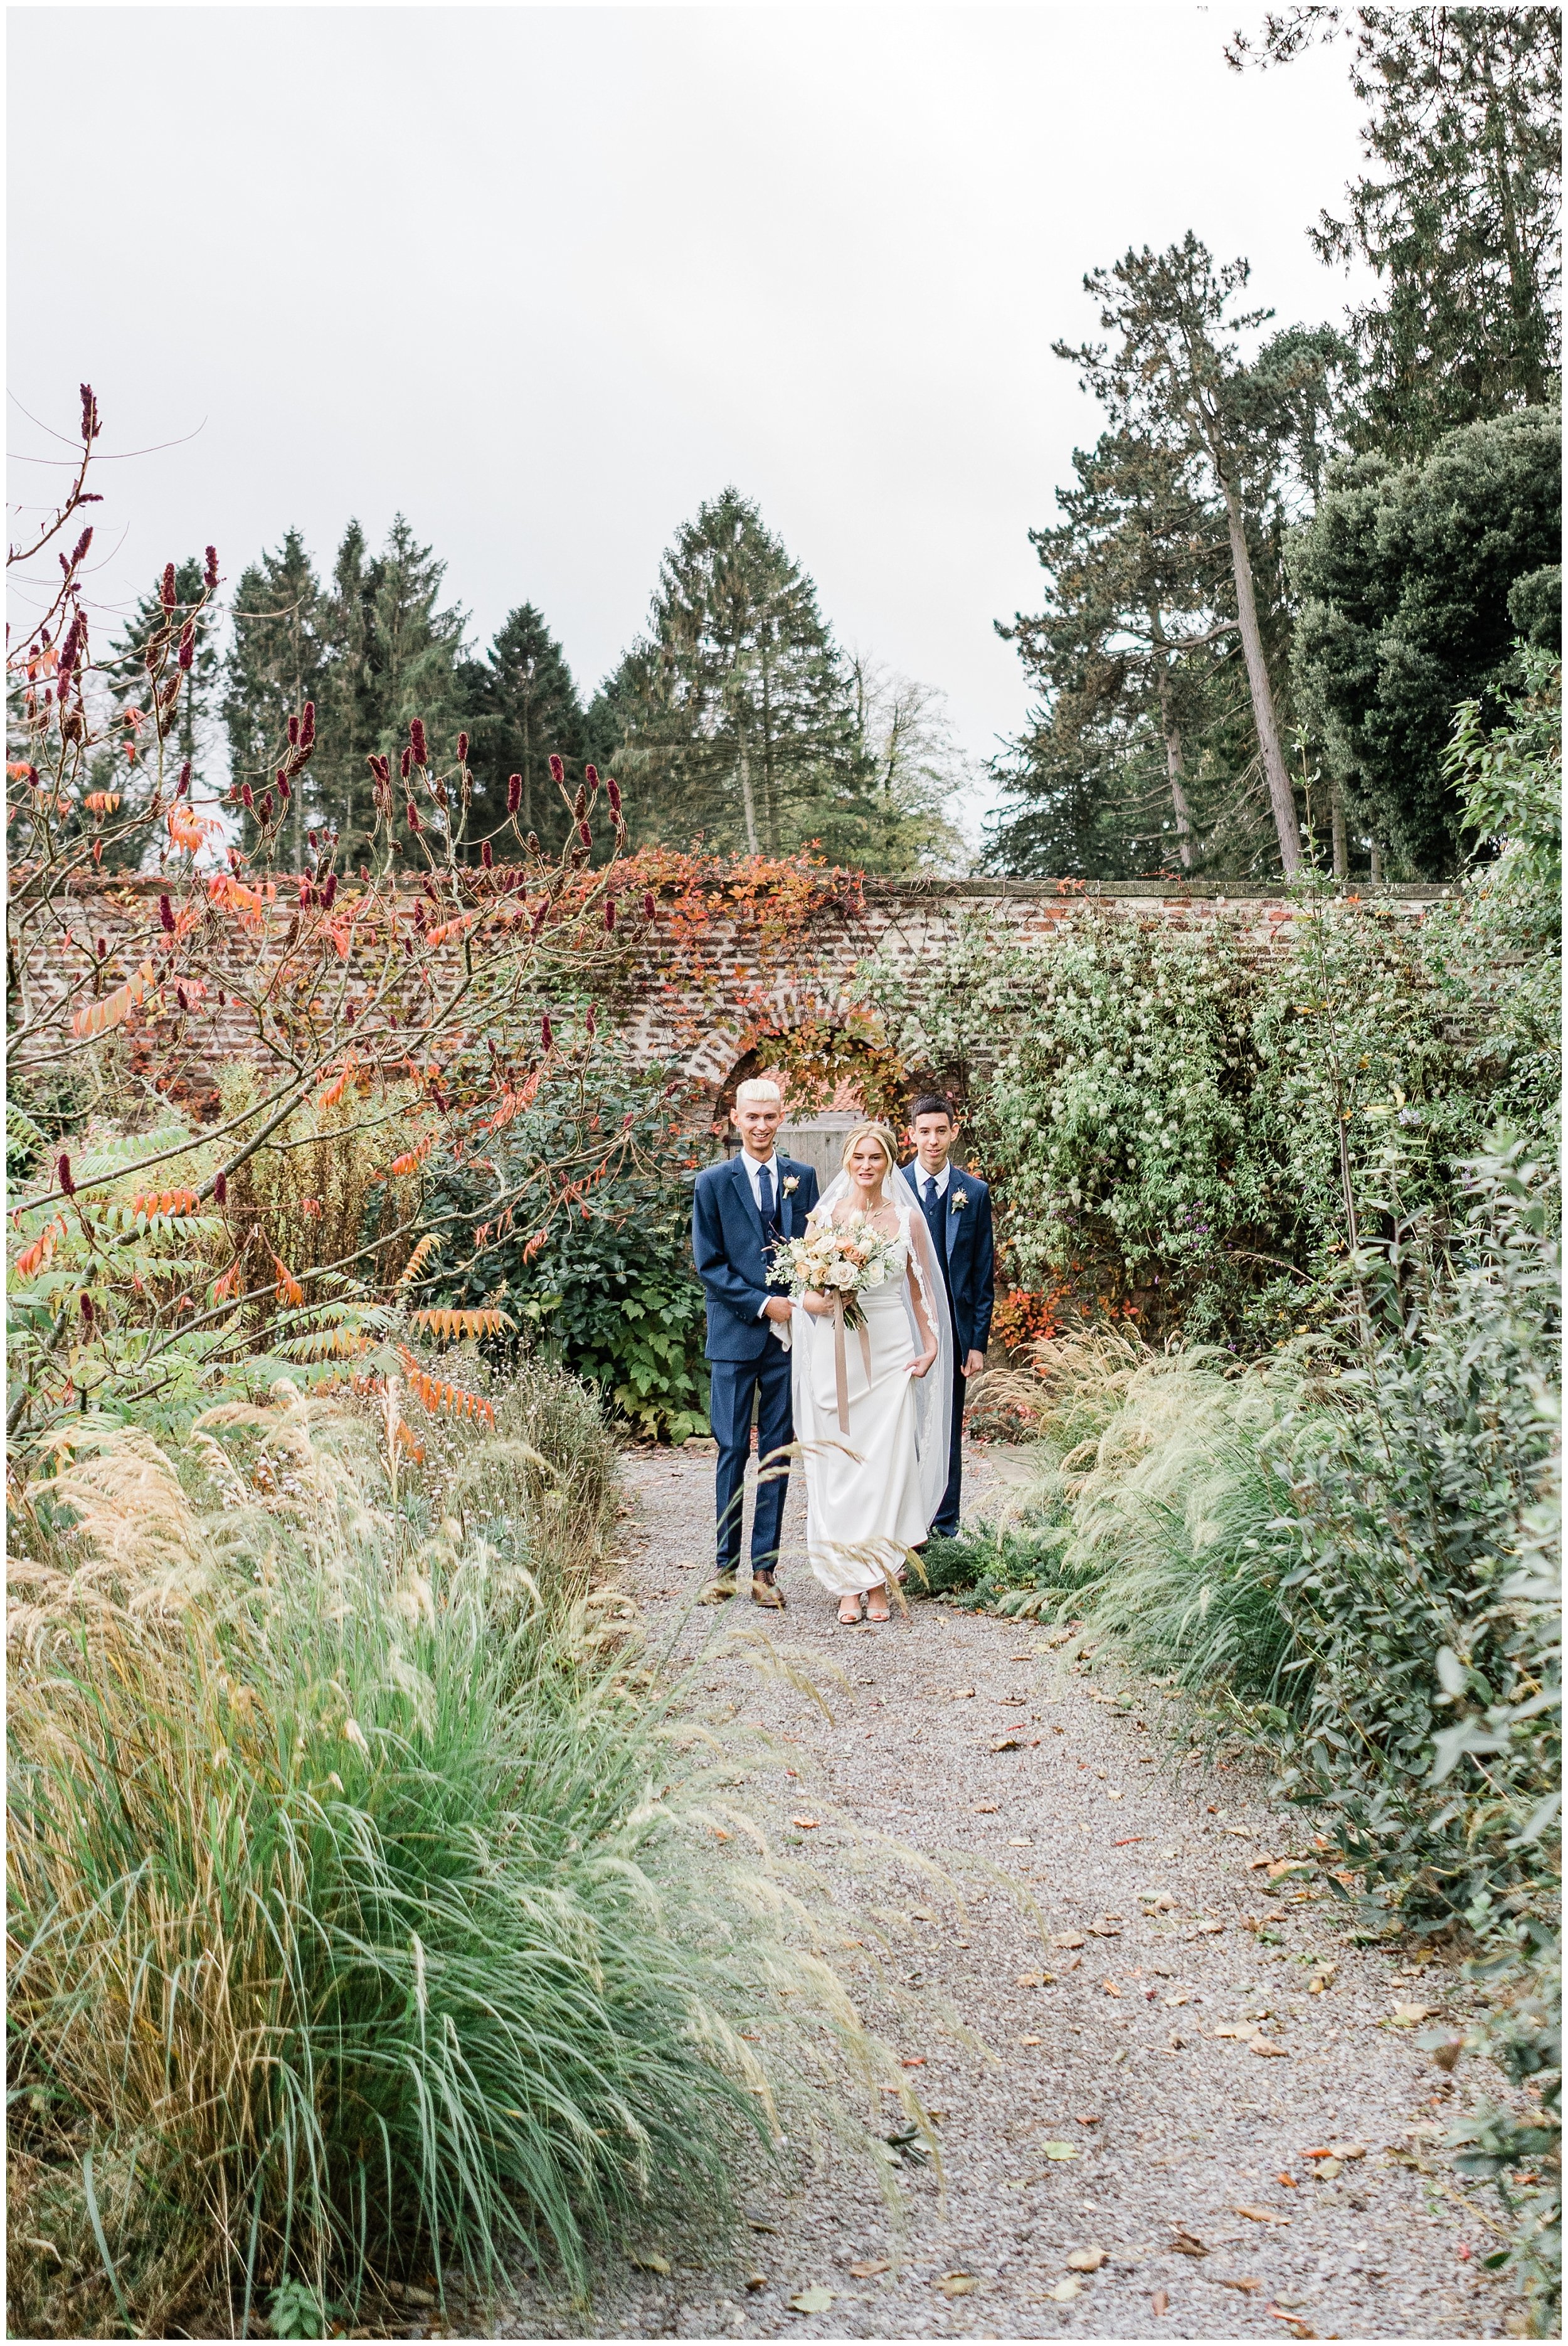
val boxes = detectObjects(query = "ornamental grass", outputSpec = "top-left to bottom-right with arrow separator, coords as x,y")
7,1388 -> 897,2339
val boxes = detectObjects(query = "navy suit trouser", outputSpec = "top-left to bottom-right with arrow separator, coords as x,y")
708,1346 -> 793,1575
933,1328 -> 967,1538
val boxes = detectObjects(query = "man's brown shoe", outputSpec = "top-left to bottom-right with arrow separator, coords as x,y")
698,1574 -> 738,1605
750,1574 -> 785,1610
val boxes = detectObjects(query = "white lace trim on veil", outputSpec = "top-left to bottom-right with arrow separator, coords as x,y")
791,1170 -> 954,1539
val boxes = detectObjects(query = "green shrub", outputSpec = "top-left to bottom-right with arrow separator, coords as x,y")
7,1388 -> 893,2339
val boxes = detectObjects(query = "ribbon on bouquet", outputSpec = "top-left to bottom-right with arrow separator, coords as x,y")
830,1293 -> 873,1435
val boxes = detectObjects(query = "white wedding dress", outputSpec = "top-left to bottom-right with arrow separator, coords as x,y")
790,1179 -> 954,1596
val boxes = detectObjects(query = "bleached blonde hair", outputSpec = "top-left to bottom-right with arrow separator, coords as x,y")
734,1078 -> 783,1108
840,1122 -> 899,1180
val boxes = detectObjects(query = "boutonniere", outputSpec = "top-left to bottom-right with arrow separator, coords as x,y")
951,1188 -> 969,1209
782,1175 -> 800,1194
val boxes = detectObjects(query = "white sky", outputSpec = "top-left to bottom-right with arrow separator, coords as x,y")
8,4 -> 1371,821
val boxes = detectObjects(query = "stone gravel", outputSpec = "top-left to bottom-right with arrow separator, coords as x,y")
494,1443 -> 1526,2343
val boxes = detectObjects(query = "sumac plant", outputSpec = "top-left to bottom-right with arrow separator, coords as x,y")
5,390 -> 652,1438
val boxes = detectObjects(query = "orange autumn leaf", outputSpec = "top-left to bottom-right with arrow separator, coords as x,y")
387,1130 -> 435,1179
272,1254 -> 304,1308
395,1344 -> 495,1428
14,1215 -> 66,1279
408,1306 -> 516,1342
83,790 -> 122,815
71,960 -> 157,1038
129,1187 -> 199,1219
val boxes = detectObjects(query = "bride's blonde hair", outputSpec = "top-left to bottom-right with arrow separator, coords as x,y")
839,1122 -> 899,1182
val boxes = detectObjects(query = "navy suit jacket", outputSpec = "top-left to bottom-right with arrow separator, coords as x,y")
692,1152 -> 821,1362
898,1162 -> 995,1359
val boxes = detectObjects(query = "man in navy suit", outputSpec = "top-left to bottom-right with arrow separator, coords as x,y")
691,1078 -> 820,1608
897,1092 -> 995,1539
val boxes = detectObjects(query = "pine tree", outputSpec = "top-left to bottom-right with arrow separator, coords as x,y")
595,488 -> 857,855
457,603 -> 586,854
1229,8 -> 1562,455
224,529 -> 327,869
840,659 -> 969,873
1056,238 -> 1352,876
988,432 -> 1245,876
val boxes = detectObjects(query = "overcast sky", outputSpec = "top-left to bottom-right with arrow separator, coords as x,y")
9,4 -> 1371,820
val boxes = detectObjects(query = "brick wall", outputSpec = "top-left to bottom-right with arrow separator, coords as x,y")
10,871 -> 1452,1123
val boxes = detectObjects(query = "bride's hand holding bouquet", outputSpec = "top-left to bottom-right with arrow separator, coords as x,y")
770,1214 -> 903,1326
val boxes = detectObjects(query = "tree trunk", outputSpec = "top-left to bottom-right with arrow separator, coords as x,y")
1370,839 -> 1384,885
521,697 -> 532,835
1330,772 -> 1348,881
1219,476 -> 1301,876
1153,652 -> 1195,870
737,728 -> 760,855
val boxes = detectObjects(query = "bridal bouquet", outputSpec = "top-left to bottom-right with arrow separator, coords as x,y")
770,1214 -> 903,1332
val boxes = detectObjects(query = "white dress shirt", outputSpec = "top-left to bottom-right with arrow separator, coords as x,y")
913,1159 -> 950,1208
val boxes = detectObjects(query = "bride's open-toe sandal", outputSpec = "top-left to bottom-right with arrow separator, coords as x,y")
865,1582 -> 892,1623
837,1595 -> 864,1626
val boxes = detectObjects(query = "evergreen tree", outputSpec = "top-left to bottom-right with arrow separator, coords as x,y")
988,432 -> 1245,876
1229,8 -> 1562,455
1056,236 -> 1352,877
595,488 -> 857,855
456,603 -> 586,853
223,529 -> 328,869
840,659 -> 969,873
1291,407 -> 1561,874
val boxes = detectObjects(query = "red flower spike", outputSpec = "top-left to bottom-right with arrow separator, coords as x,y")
607,776 -> 622,815
480,839 -> 494,869
585,763 -> 599,789
406,801 -> 421,831
604,897 -> 615,931
287,714 -> 300,747
578,821 -> 591,849
400,747 -> 412,782
159,893 -> 175,933
204,545 -> 218,590
241,782 -> 255,810
548,753 -> 564,785
360,865 -> 369,882
176,761 -> 191,797
58,1153 -> 75,1196
410,717 -> 428,766
586,1004 -> 597,1036
69,526 -> 93,570
322,873 -> 337,907
457,731 -> 468,763
300,883 -> 314,908
80,384 -> 99,442
643,892 -> 656,920
177,622 -> 194,671
278,774 -> 291,803
97,937 -> 107,958
260,791 -> 275,822
301,700 -> 315,745
541,1012 -> 554,1051
80,1293 -> 95,1328
506,774 -> 522,814
214,1171 -> 227,1206
161,562 -> 177,610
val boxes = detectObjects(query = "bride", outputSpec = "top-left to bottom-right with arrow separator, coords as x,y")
791,1122 -> 954,1625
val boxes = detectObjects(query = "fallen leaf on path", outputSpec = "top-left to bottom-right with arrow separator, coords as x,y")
1017,1972 -> 1046,1987
1235,2205 -> 1290,2225
1051,1931 -> 1086,1949
1103,1978 -> 1123,1997
1113,1834 -> 1145,1845
849,2259 -> 890,2278
1313,2157 -> 1343,2178
1009,1835 -> 1032,1847
1107,1789 -> 1125,1799
1391,2002 -> 1437,2025
1042,2140 -> 1078,2160
1018,2033 -> 1044,2046
1151,2288 -> 1170,2315
950,1688 -> 976,1699
748,2218 -> 782,2234
745,2271 -> 768,2291
1048,2278 -> 1079,2302
900,2055 -> 926,2067
629,2251 -> 671,2274
1212,2024 -> 1254,2040
1224,1825 -> 1254,1839
788,2285 -> 834,2314
1169,2228 -> 1207,2256
1066,2248 -> 1108,2271
1088,1918 -> 1123,1936
1266,2306 -> 1316,2337
1190,1918 -> 1226,1935
909,1908 -> 938,1921
1219,2276 -> 1263,2293
937,2273 -> 978,2296
790,1817 -> 819,1830
971,1802 -> 999,1813
1251,2036 -> 1290,2057
1163,1990 -> 1190,2007
990,1735 -> 1023,1751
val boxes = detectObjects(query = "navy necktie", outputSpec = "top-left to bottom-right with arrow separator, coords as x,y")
758,1162 -> 781,1244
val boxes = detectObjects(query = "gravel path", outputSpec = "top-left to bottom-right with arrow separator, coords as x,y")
497,1443 -> 1525,2343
